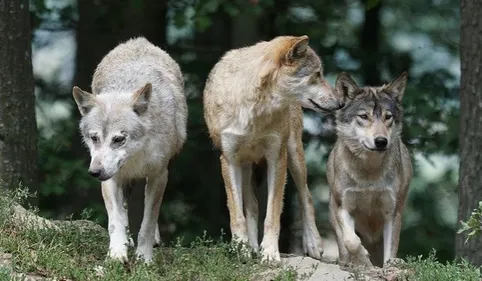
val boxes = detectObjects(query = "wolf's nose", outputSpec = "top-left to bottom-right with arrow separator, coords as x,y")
338,101 -> 345,108
374,137 -> 388,149
88,169 -> 102,178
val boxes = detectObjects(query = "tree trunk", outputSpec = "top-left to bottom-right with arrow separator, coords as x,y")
360,0 -> 382,85
456,0 -> 482,266
0,0 -> 39,205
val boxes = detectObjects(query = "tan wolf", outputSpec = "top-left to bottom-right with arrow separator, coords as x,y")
327,72 -> 412,267
72,37 -> 187,263
203,35 -> 345,261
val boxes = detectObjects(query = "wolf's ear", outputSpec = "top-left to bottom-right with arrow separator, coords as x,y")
286,35 -> 309,62
132,83 -> 152,115
386,72 -> 408,102
72,86 -> 96,116
335,72 -> 359,99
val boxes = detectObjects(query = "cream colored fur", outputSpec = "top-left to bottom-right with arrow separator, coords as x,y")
72,37 -> 187,263
203,35 -> 344,262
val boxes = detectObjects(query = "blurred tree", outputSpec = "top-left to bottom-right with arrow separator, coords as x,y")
360,0 -> 382,85
0,0 -> 39,205
455,0 -> 482,266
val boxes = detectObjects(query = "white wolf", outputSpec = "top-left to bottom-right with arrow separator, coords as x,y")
72,37 -> 187,263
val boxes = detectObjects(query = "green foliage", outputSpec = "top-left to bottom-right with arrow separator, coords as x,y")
0,267 -> 12,280
401,250 -> 481,281
403,71 -> 459,156
457,201 -> 482,244
38,117 -> 96,197
170,0 -> 269,31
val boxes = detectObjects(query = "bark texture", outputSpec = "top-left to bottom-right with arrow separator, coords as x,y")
456,0 -> 482,266
0,0 -> 39,203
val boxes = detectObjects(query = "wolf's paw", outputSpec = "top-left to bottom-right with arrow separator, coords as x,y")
359,251 -> 372,267
230,233 -> 253,259
135,247 -> 154,264
341,252 -> 372,269
344,234 -> 362,254
302,227 -> 324,260
260,240 -> 281,263
107,246 -> 128,264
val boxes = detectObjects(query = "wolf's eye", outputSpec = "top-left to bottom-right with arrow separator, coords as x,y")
385,114 -> 393,120
358,114 -> 368,120
91,136 -> 99,142
112,136 -> 126,144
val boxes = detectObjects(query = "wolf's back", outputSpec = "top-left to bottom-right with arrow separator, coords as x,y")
91,37 -> 183,95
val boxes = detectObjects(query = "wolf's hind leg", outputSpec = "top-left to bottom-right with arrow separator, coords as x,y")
136,168 -> 169,263
102,179 -> 129,263
287,134 -> 324,260
242,164 -> 259,251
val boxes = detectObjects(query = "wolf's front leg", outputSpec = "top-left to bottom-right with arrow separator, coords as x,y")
136,168 -> 169,263
383,211 -> 402,266
220,154 -> 249,250
337,208 -> 371,266
102,179 -> 129,263
261,144 -> 288,262
287,135 -> 323,260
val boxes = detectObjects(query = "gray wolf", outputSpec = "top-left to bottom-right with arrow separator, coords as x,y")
327,72 -> 412,267
72,37 -> 187,263
203,35 -> 345,262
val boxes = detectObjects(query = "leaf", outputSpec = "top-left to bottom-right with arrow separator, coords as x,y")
196,16 -> 212,32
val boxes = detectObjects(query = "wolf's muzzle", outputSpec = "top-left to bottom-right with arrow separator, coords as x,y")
374,137 -> 388,149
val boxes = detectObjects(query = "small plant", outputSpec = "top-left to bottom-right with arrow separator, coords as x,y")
401,250 -> 481,281
457,201 -> 482,243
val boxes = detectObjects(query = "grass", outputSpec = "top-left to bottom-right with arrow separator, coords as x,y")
1,187 -> 481,281
348,252 -> 481,281
399,250 -> 481,281
0,188 -> 297,281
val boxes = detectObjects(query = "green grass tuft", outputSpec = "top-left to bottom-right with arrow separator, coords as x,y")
0,187 -> 297,281
401,250 -> 481,281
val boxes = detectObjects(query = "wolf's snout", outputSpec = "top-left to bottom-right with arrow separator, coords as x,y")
338,101 -> 345,109
88,168 -> 102,178
374,137 -> 388,149
88,168 -> 110,181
